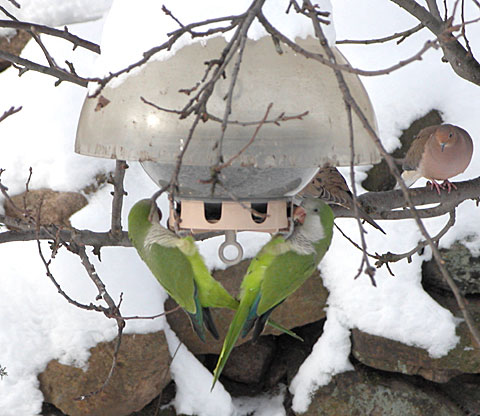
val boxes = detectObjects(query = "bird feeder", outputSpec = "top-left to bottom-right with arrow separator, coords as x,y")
76,36 -> 380,264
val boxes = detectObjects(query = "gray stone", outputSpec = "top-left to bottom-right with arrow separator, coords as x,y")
352,288 -> 480,383
222,335 -> 276,385
422,241 -> 480,295
39,331 -> 171,416
439,374 -> 480,415
299,363 -> 464,416
265,320 -> 325,389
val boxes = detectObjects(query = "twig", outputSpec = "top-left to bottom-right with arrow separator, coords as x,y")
426,0 -> 443,19
89,12 -> 246,97
334,222 -> 377,260
389,0 -> 480,86
336,23 -> 424,45
170,0 -> 267,121
212,5 -> 254,166
75,321 -> 125,401
258,11 -> 441,77
36,238 -> 105,313
0,20 -> 100,53
122,305 -> 182,320
0,226 -> 132,246
461,0 -> 474,58
0,106 -> 22,123
141,96 -> 308,127
150,112 -> 203,208
0,49 -> 88,87
215,102 -> 273,171
0,5 -> 16,20
375,210 -> 456,268
71,242 -> 126,399
6,0 -> 20,8
110,160 -> 128,237
345,102 -> 376,286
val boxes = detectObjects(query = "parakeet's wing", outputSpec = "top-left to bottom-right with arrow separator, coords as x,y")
186,248 -> 238,310
144,242 -> 197,314
257,250 -> 316,316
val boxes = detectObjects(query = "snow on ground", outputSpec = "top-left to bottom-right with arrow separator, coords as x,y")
0,0 -> 479,415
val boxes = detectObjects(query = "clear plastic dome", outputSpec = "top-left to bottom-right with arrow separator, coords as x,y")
76,36 -> 380,200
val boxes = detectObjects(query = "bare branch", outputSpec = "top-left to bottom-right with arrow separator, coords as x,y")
389,0 -> 480,85
0,226 -> 132,246
0,105 -> 21,123
36,238 -> 106,313
426,0 -> 443,20
141,96 -> 308,127
89,12 -> 247,97
75,321 -> 124,401
336,23 -> 424,45
0,49 -> 88,86
6,0 -> 20,8
258,11 -> 441,77
375,209 -> 457,268
215,102 -> 273,171
70,243 -> 126,399
346,102 -> 376,286
110,160 -> 128,237
0,20 -> 100,53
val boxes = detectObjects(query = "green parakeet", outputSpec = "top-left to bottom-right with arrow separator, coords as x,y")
212,197 -> 334,387
128,199 -> 238,342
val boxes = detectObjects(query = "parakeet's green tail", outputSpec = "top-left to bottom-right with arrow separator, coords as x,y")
240,294 -> 261,339
186,284 -> 221,342
187,285 -> 206,342
212,296 -> 253,389
251,303 -> 278,342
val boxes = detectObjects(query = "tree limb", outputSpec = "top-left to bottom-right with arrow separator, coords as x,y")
336,22 -> 424,45
0,20 -> 100,53
389,0 -> 480,86
0,49 -> 88,86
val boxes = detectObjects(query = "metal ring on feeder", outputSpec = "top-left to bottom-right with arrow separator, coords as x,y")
218,230 -> 243,265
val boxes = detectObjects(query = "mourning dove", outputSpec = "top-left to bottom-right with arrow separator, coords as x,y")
399,124 -> 473,194
298,166 -> 385,234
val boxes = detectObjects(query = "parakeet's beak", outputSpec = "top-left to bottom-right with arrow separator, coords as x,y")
440,142 -> 446,152
293,205 -> 307,225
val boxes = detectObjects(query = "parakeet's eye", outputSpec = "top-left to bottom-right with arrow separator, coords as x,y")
313,208 -> 319,213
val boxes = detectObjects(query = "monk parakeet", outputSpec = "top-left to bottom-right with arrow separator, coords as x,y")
128,199 -> 238,341
212,197 -> 334,387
